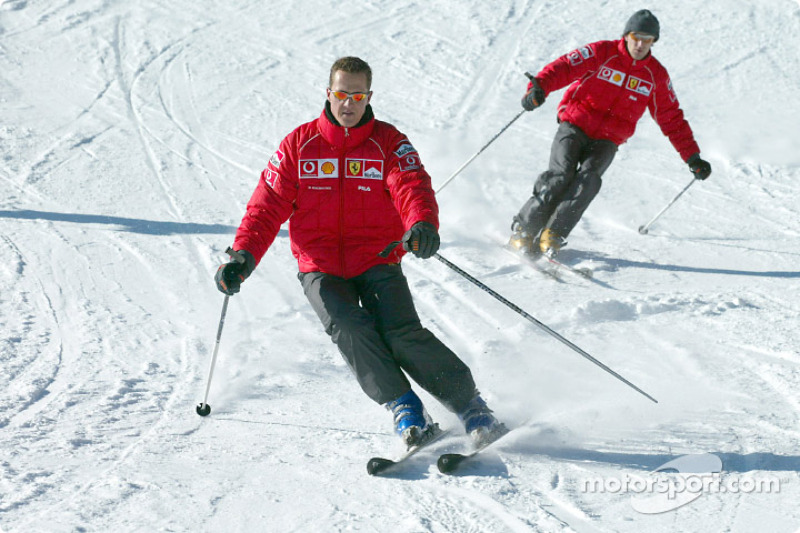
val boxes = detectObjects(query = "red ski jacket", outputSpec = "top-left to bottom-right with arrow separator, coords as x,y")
233,105 -> 438,279
534,39 -> 700,161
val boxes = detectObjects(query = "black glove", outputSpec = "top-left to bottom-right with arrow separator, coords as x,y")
402,221 -> 440,259
214,250 -> 256,295
521,77 -> 545,111
687,153 -> 712,180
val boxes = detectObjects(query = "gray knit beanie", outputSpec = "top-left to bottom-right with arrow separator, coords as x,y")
623,9 -> 660,41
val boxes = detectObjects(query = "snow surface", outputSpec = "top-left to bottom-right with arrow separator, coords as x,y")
2,1 -> 800,531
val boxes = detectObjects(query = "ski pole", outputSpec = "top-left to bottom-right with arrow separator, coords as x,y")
638,178 -> 696,235
378,242 -> 656,402
435,72 -> 536,194
432,252 -> 658,404
196,247 -> 245,417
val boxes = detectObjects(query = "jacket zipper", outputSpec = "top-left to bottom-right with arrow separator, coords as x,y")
338,131 -> 348,277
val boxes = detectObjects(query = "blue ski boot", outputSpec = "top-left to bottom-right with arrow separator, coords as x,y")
386,390 -> 437,449
458,394 -> 509,448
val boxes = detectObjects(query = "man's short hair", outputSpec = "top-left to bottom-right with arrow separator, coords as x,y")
329,56 -> 372,89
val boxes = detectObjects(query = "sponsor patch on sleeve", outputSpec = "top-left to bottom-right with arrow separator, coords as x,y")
268,149 -> 284,169
394,142 -> 417,158
667,79 -> 678,102
264,169 -> 279,188
398,154 -> 421,171
568,46 -> 594,66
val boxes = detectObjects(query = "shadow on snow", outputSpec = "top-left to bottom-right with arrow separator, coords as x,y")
0,209 -> 243,236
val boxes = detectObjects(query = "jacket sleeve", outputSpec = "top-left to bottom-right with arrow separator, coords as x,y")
232,133 -> 298,265
535,41 -> 609,96
648,69 -> 701,162
383,131 -> 439,231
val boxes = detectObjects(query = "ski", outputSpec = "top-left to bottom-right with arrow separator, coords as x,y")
502,244 -> 563,282
543,253 -> 593,280
367,425 -> 450,476
504,241 -> 611,288
437,426 -> 516,475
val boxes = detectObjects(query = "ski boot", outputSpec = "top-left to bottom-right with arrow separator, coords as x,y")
386,390 -> 438,449
539,228 -> 566,258
508,221 -> 537,255
457,394 -> 508,448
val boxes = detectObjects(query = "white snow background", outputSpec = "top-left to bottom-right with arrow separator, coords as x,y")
2,1 -> 800,531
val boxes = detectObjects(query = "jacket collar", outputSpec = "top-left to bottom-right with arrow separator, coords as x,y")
318,101 -> 375,149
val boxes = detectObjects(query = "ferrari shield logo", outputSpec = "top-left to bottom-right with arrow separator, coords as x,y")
349,160 -> 362,176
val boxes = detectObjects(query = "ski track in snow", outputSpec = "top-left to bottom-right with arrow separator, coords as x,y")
2,1 -> 800,532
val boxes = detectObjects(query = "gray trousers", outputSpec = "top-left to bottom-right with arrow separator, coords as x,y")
298,264 -> 476,412
515,121 -> 618,238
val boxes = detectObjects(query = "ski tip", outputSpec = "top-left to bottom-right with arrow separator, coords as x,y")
437,453 -> 467,474
367,457 -> 396,476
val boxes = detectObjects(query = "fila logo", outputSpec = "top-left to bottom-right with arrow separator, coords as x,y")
598,66 -> 625,86
299,159 -> 338,178
358,185 -> 371,192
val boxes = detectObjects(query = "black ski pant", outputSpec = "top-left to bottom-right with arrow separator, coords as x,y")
298,264 -> 477,413
515,121 -> 618,239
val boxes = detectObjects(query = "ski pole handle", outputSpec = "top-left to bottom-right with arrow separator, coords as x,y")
226,247 -> 246,264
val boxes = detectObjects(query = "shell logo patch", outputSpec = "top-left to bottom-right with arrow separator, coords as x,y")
299,159 -> 338,178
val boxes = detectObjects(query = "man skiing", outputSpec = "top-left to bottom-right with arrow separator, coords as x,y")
510,9 -> 712,256
215,56 -> 506,449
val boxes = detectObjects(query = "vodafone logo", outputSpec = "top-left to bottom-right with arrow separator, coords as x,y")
301,160 -> 317,174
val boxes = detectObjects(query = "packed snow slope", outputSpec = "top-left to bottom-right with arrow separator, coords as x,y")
2,1 -> 799,532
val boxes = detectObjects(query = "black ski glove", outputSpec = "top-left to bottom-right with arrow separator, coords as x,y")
687,153 -> 712,180
402,221 -> 440,259
521,77 -> 545,111
214,250 -> 256,295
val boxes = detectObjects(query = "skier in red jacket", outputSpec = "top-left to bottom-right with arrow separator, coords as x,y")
510,10 -> 712,256
215,57 -> 506,449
